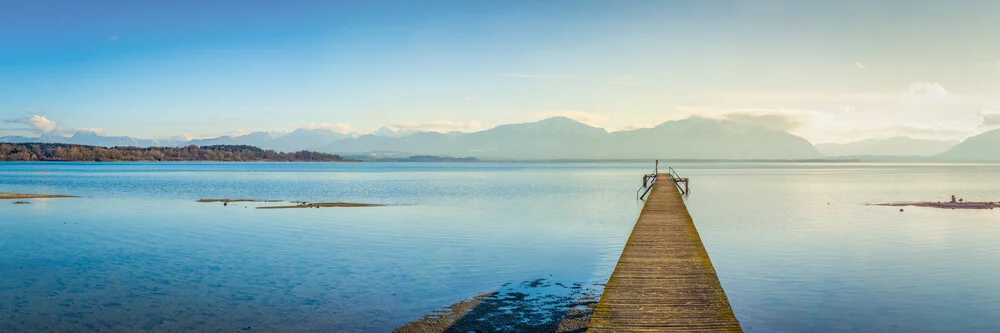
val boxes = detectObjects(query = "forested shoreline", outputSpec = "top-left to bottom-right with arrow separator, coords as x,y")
0,143 -> 355,162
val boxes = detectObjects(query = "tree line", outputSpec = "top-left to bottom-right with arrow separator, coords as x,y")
0,143 -> 355,162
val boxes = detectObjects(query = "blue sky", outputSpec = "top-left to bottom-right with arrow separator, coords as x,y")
2,0 -> 1000,143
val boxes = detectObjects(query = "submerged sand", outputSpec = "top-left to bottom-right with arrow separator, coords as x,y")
0,193 -> 77,199
394,293 -> 496,333
394,279 -> 600,333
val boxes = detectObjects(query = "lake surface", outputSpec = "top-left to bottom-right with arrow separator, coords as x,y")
1,162 -> 999,332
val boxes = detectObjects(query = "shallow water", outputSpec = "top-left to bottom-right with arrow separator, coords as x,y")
1,162 -> 999,332
0,162 -> 642,332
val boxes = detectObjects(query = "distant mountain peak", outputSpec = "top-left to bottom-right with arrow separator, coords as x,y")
938,128 -> 1000,161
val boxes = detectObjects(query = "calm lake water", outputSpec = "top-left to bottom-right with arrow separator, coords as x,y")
1,162 -> 999,332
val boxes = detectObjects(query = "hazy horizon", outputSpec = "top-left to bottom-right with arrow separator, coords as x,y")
4,1 -> 1000,145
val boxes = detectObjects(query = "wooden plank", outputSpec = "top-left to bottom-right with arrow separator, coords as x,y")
587,173 -> 741,332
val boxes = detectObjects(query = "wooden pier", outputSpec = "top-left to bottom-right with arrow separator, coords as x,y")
587,173 -> 741,332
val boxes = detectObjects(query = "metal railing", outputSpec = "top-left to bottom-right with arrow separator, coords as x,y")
667,167 -> 681,180
636,167 -> 689,200
636,172 -> 658,201
668,167 -> 689,195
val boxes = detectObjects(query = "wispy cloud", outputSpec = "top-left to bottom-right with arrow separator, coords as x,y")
497,73 -> 576,80
602,74 -> 638,85
533,110 -> 610,127
463,96 -> 473,101
300,122 -> 357,133
110,35 -> 119,42
703,91 -> 895,104
211,116 -> 255,122
391,120 -> 482,133
856,61 -> 866,70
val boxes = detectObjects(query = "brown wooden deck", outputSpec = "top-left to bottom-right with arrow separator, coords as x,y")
587,173 -> 742,332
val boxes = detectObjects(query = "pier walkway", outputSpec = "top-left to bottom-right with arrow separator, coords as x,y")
587,173 -> 742,332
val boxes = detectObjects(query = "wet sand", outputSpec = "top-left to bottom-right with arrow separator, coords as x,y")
0,193 -> 76,199
876,201 -> 999,209
394,293 -> 497,333
257,202 -> 384,209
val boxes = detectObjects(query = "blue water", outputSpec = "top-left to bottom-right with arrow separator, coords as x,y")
2,162 -> 999,332
0,162 -> 643,332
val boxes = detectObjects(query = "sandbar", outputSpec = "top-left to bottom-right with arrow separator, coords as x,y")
196,199 -> 283,203
0,193 -> 77,199
875,202 -> 999,210
257,202 -> 384,209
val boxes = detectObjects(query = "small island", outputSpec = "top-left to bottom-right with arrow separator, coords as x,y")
876,195 -> 999,210
0,143 -> 358,162
197,199 -> 384,209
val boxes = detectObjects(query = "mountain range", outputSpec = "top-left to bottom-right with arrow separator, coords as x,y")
322,117 -> 820,160
816,137 -> 959,157
3,117 -> 1000,161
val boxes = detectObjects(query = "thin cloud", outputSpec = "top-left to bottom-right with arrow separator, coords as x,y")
110,35 -> 119,42
981,110 -> 1000,129
300,122 -> 357,133
497,73 -> 576,80
391,120 -> 483,133
703,91 -> 894,104
210,116 -> 255,122
907,82 -> 949,99
856,61 -> 866,70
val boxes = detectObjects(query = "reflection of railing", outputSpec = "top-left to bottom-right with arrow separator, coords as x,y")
637,173 -> 658,201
